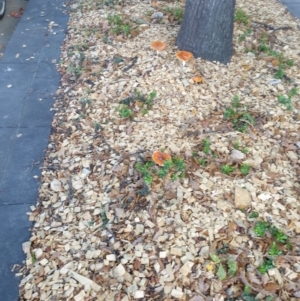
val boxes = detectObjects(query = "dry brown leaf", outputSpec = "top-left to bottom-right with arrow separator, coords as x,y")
264,282 -> 281,292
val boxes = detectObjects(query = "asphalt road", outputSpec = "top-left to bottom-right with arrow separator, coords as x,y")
0,0 -> 28,57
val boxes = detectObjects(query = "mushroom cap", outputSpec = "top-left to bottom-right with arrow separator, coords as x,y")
176,51 -> 193,62
152,151 -> 172,166
192,76 -> 203,83
151,40 -> 166,51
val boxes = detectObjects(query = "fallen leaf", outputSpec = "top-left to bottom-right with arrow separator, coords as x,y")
10,8 -> 24,18
271,59 -> 280,67
264,282 -> 281,292
217,264 -> 227,280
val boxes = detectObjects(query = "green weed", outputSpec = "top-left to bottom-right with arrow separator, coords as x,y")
31,253 -> 37,264
251,33 -> 294,79
172,7 -> 183,23
137,185 -> 150,196
216,242 -> 229,255
274,64 -> 285,79
240,163 -> 250,175
136,162 -> 154,185
107,14 -> 132,36
94,122 -> 101,132
278,88 -> 298,110
192,151 -> 198,158
210,254 -> 221,263
202,139 -> 211,155
254,221 -> 290,245
228,257 -> 238,277
116,104 -> 133,119
100,207 -> 109,226
119,90 -> 157,116
268,50 -> 294,69
221,164 -> 235,175
67,64 -> 82,77
224,95 -> 255,132
198,158 -> 208,167
217,264 -> 227,280
102,34 -> 110,44
285,59 -> 294,67
164,6 -> 183,23
79,98 -> 92,107
257,32 -> 270,53
238,28 -> 252,42
233,141 -> 240,150
244,47 -> 256,55
254,221 -> 270,237
259,259 -> 274,274
234,8 -> 250,25
242,147 -> 249,154
270,226 -> 289,244
103,0 -> 125,7
209,253 -> 238,280
248,211 -> 259,219
278,95 -> 292,110
234,285 -> 258,301
157,159 -> 172,178
268,242 -> 282,256
113,56 -> 124,64
135,156 -> 186,187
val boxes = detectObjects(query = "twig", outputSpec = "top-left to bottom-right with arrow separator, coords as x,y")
272,26 -> 293,32
252,21 -> 292,32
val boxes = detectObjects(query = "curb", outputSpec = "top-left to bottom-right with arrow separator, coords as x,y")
0,0 -> 69,299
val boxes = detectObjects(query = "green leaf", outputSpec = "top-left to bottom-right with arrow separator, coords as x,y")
248,211 -> 259,219
254,221 -> 270,237
258,259 -> 274,274
268,242 -> 282,256
217,264 -> 227,280
210,254 -> 221,263
244,284 -> 251,295
228,258 -> 238,277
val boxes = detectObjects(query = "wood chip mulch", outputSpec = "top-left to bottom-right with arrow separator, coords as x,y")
18,0 -> 300,300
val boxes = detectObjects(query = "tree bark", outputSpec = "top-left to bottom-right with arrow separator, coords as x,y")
176,0 -> 236,64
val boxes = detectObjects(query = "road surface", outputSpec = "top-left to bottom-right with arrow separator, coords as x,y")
0,0 -> 28,58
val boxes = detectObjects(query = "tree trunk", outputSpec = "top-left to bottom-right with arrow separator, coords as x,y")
176,0 -> 236,64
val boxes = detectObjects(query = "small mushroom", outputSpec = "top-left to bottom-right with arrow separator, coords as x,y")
152,151 -> 171,166
192,76 -> 203,83
176,50 -> 193,67
151,40 -> 166,55
151,0 -> 158,7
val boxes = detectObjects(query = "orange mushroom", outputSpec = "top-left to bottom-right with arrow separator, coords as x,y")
176,50 -> 193,67
192,76 -> 203,83
151,41 -> 166,55
152,151 -> 171,166
151,0 -> 158,7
